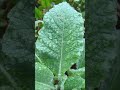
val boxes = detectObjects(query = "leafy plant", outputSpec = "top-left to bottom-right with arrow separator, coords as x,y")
35,2 -> 85,90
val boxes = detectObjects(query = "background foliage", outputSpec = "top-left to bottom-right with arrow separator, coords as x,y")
0,0 -> 35,89
85,0 -> 118,90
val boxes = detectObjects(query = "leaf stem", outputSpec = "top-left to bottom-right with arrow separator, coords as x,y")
35,53 -> 42,63
58,23 -> 64,80
58,20 -> 65,90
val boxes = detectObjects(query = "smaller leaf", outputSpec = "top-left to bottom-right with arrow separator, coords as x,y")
68,67 -> 85,78
35,81 -> 54,90
35,62 -> 54,90
64,76 -> 85,90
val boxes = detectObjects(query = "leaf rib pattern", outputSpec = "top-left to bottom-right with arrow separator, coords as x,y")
36,2 -> 84,76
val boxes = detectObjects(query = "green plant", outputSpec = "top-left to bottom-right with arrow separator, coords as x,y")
35,2 -> 85,90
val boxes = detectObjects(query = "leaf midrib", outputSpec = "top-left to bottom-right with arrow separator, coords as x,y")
58,20 -> 64,79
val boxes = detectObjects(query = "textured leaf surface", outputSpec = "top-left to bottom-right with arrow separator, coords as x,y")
64,76 -> 85,90
77,40 -> 85,68
36,2 -> 84,77
35,62 -> 54,90
68,67 -> 85,78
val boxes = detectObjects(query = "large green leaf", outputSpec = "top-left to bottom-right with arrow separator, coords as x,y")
36,2 -> 84,77
35,62 -> 54,90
